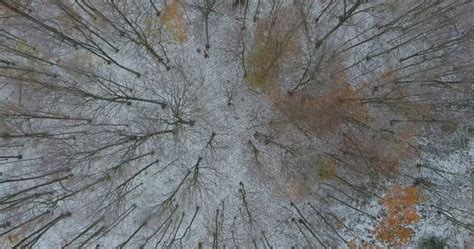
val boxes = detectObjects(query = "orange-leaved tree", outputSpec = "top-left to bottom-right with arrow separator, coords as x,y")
374,185 -> 422,247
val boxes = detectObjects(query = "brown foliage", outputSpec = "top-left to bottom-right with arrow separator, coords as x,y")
285,153 -> 337,201
246,6 -> 302,90
317,156 -> 337,181
361,68 -> 433,120
54,1 -> 81,35
160,0 -> 188,43
272,79 -> 371,136
348,239 -> 357,249
340,126 -> 418,177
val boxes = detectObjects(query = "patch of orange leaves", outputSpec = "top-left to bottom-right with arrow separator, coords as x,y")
374,186 -> 422,247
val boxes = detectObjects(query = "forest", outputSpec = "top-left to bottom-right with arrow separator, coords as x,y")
0,0 -> 473,248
